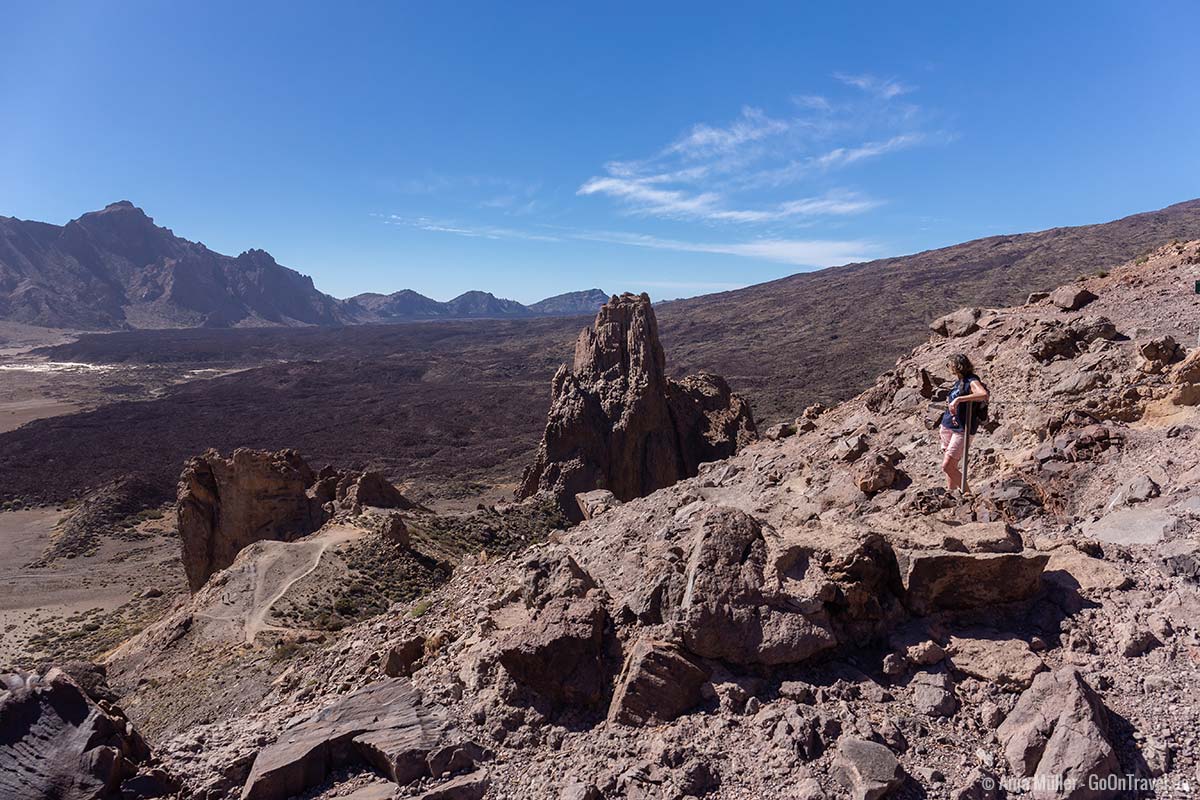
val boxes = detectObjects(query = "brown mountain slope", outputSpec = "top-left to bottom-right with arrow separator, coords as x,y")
657,198 -> 1200,421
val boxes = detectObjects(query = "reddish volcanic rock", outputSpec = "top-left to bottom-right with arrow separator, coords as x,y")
517,293 -> 755,519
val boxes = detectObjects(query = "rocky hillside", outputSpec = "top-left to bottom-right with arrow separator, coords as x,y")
5,241 -> 1197,799
0,201 -> 607,329
655,198 -> 1200,419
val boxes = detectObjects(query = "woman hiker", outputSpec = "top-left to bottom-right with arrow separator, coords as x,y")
940,353 -> 989,495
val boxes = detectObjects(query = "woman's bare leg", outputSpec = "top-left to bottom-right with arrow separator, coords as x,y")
942,455 -> 961,492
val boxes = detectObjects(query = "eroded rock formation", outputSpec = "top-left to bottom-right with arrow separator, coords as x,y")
177,448 -> 415,590
517,292 -> 755,519
178,449 -> 327,591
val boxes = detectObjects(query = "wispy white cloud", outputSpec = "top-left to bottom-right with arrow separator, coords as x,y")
666,106 -> 791,159
578,75 -> 938,225
384,215 -> 877,268
386,215 -> 563,242
814,133 -> 925,168
576,230 -> 877,266
833,72 -> 914,99
576,174 -> 876,223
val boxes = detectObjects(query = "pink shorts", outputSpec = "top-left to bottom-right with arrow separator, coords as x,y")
940,428 -> 969,461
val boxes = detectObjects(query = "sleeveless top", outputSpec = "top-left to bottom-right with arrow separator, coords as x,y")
941,374 -> 984,434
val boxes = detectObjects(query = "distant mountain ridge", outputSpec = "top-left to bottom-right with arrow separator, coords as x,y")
344,287 -> 609,321
0,201 -> 607,329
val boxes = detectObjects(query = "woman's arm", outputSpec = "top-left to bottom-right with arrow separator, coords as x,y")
950,379 -> 989,410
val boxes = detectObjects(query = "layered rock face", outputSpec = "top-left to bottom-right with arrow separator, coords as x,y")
517,292 -> 755,519
0,668 -> 173,800
177,448 -> 415,590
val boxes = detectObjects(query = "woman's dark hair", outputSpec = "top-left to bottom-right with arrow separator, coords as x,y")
947,353 -> 975,378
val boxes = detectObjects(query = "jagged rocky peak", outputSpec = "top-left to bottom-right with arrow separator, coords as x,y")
518,291 -> 756,520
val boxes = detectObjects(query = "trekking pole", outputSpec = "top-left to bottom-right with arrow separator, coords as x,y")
960,402 -> 972,496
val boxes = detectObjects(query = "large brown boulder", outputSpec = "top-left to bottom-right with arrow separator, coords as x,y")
517,293 -> 755,520
0,669 -> 171,800
496,596 -> 610,708
930,307 -> 982,338
896,550 -> 1048,615
1049,285 -> 1098,311
997,668 -> 1120,799
833,738 -> 906,800
177,448 -> 328,591
607,638 -> 709,726
678,508 -> 839,665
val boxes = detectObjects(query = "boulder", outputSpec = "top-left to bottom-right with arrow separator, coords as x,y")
830,433 -> 869,463
0,668 -> 169,800
337,471 -> 417,513
1160,539 -> 1200,581
677,507 -> 838,665
416,770 -> 490,800
930,307 -> 982,338
1137,335 -> 1181,373
516,293 -> 755,520
948,634 -> 1046,690
574,489 -> 621,520
997,669 -> 1120,799
1170,349 -> 1200,405
896,550 -> 1048,615
854,452 -> 898,495
1043,547 -> 1130,593
1028,317 -> 1117,363
952,768 -> 1000,800
496,596 -> 609,707
608,638 -> 708,726
360,508 -> 411,547
764,420 -> 798,440
833,738 -> 906,800
383,636 -> 426,678
1116,623 -> 1161,657
909,671 -> 957,717
1049,285 -> 1098,311
177,449 -> 327,591
1083,507 -> 1176,546
240,679 -> 465,800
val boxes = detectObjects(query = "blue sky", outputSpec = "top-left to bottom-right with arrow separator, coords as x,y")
3,1 -> 1198,303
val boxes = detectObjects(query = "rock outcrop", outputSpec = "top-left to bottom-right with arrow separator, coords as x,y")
0,668 -> 173,800
997,669 -> 1120,798
177,449 -> 328,591
607,638 -> 708,726
517,293 -> 755,519
177,448 -> 416,590
240,678 -> 485,800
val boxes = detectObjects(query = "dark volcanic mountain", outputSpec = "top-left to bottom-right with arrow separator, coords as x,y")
344,289 -> 447,320
0,202 -> 607,329
527,288 -> 609,316
0,202 -> 344,329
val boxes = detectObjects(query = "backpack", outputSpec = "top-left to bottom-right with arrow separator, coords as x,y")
960,377 -> 989,430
